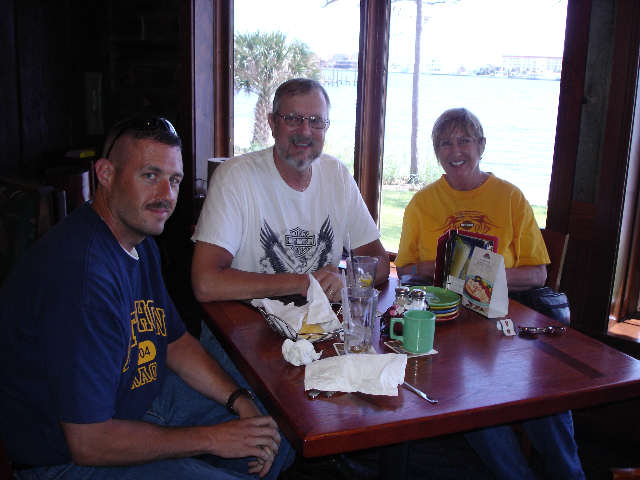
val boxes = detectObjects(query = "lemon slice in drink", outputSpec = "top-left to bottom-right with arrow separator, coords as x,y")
358,274 -> 373,287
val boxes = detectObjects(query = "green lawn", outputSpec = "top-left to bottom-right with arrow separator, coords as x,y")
380,189 -> 415,253
379,188 -> 548,253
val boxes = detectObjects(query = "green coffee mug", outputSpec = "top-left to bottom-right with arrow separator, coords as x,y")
390,310 -> 436,353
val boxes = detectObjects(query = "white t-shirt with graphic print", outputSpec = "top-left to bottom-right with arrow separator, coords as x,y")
192,147 -> 380,274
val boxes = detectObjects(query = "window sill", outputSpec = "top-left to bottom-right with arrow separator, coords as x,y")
608,320 -> 640,343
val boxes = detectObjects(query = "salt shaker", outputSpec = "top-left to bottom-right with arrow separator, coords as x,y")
407,289 -> 427,310
394,286 -> 410,309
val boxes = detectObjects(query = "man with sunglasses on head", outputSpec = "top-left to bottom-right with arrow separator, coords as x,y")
0,116 -> 292,479
192,78 -> 389,307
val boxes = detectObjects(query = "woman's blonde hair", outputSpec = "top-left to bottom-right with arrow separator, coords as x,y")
432,108 -> 484,152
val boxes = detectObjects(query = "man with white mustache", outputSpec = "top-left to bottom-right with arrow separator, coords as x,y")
192,78 -> 389,305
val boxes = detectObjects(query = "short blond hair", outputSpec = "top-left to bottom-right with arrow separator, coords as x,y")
432,108 -> 484,152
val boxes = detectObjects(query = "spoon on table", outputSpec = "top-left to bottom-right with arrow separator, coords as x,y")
403,381 -> 438,404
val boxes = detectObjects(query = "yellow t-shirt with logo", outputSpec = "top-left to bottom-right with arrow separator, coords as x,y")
395,174 -> 550,269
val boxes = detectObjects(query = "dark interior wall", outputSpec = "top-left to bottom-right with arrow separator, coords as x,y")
0,0 -> 20,173
0,0 -> 183,180
66,1 -> 109,146
104,1 -> 183,128
0,0 -> 109,178
16,0 -> 74,176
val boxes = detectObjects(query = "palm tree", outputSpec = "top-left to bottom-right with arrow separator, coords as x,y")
234,31 -> 320,148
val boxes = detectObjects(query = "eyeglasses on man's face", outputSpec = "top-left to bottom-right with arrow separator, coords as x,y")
105,116 -> 177,158
274,112 -> 330,130
437,136 -> 478,150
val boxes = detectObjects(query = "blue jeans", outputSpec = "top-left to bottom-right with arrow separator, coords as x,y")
16,324 -> 294,480
464,411 -> 585,480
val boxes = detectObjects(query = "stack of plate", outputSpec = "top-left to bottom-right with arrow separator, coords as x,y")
410,286 -> 461,322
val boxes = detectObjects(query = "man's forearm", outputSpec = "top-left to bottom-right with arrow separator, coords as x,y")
62,414 -> 280,471
62,418 -> 215,466
166,332 -> 264,421
193,268 -> 309,302
64,333 -> 279,469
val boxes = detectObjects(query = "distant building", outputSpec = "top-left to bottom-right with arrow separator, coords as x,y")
423,58 -> 441,73
328,53 -> 358,70
502,55 -> 562,75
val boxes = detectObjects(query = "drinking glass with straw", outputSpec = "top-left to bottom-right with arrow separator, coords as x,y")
340,269 -> 352,337
346,232 -> 355,287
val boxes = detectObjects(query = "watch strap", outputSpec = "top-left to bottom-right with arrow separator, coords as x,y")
226,388 -> 255,415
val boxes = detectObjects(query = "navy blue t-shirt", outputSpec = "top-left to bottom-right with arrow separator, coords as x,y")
0,203 -> 186,465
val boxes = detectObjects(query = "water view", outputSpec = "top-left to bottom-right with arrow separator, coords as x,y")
235,70 -> 560,207
233,0 -> 565,252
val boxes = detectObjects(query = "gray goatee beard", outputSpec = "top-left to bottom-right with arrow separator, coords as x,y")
284,155 -> 315,172
283,134 -> 320,172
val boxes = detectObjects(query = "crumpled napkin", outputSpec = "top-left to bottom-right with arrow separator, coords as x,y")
304,353 -> 408,396
282,338 -> 322,366
251,274 -> 341,333
251,297 -> 306,331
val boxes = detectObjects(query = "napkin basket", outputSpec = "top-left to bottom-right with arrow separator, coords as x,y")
256,306 -> 298,340
256,306 -> 342,343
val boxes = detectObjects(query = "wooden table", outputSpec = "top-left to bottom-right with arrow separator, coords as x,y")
201,277 -> 640,459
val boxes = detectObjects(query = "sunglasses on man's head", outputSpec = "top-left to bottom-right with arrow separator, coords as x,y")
104,116 -> 177,158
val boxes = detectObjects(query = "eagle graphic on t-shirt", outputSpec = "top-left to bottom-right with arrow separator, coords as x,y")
259,216 -> 334,274
439,210 -> 499,234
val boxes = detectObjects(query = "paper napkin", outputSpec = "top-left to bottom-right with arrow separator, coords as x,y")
304,353 -> 408,396
251,297 -> 306,332
305,274 -> 341,331
282,338 -> 322,366
251,274 -> 341,334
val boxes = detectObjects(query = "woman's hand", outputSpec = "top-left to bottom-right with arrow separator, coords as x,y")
397,261 -> 435,282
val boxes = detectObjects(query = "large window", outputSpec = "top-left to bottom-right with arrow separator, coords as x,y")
380,0 -> 568,252
233,0 -> 360,172
227,0 -> 568,254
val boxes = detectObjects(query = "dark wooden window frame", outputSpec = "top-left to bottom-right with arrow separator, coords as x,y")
546,0 -> 591,233
607,0 -> 640,328
353,0 -> 391,224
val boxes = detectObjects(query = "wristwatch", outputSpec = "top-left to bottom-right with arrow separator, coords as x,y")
226,388 -> 256,415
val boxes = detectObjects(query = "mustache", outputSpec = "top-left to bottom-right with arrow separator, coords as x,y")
146,201 -> 173,210
290,134 -> 314,146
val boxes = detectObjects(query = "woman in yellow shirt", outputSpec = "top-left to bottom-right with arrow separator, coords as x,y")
398,108 -> 584,480
394,107 -> 549,291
